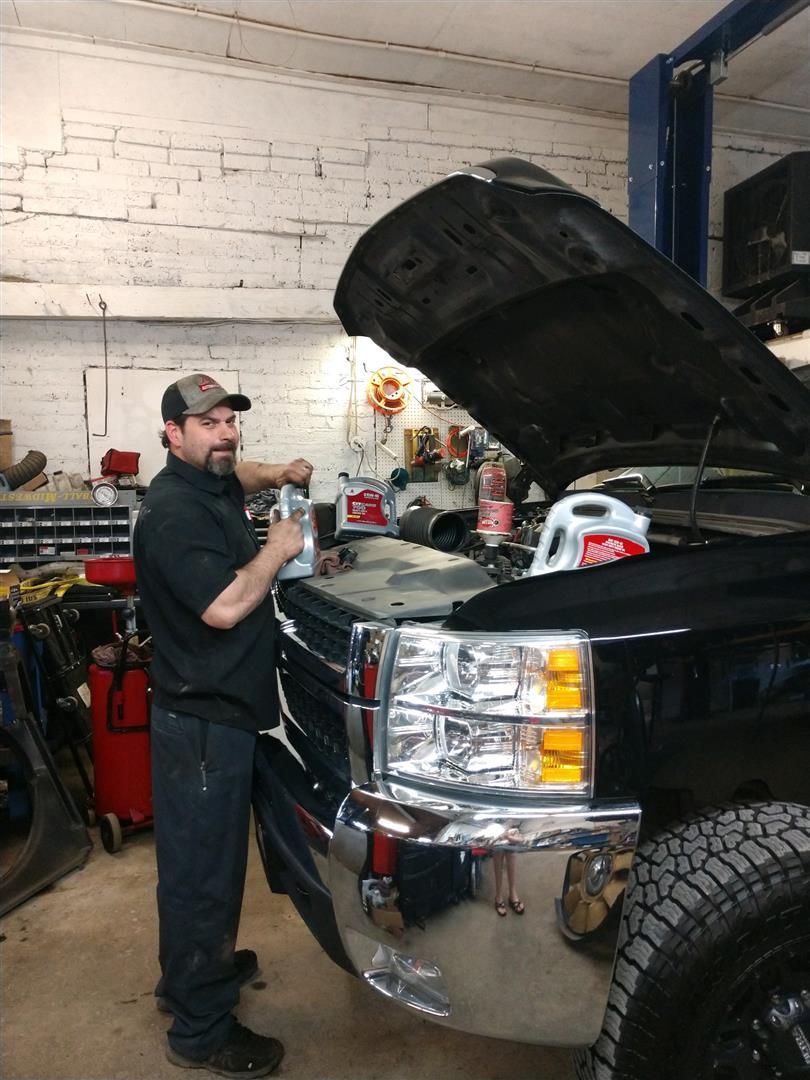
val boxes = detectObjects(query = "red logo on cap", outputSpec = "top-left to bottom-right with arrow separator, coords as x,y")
198,377 -> 221,393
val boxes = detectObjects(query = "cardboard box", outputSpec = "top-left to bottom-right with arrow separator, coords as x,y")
0,568 -> 22,602
19,472 -> 48,492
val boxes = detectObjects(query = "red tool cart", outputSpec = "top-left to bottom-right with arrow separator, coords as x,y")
84,556 -> 152,854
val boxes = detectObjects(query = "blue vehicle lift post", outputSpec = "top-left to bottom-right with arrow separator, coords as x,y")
628,0 -> 810,286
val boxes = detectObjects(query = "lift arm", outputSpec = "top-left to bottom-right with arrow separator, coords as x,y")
627,0 -> 810,285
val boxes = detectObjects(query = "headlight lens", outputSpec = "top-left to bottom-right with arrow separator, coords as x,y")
379,628 -> 593,795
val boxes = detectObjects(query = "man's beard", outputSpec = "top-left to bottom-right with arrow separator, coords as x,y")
206,448 -> 236,477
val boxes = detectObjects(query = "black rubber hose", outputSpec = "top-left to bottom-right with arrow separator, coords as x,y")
398,506 -> 468,552
1,450 -> 47,490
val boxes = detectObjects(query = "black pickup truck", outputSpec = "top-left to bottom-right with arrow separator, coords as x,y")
253,159 -> 810,1080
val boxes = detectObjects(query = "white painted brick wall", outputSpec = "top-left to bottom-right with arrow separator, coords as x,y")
1,37 -> 805,506
1,50 -> 649,300
0,319 -> 378,499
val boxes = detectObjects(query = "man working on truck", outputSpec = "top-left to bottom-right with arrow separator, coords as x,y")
134,373 -> 310,1078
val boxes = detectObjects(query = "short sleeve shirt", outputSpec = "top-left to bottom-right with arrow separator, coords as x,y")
133,453 -> 278,732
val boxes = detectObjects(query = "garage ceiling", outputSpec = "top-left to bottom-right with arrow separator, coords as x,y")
4,0 -> 810,138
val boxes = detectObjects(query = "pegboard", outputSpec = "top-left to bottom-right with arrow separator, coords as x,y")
369,371 -> 480,512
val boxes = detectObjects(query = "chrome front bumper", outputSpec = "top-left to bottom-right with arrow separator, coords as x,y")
330,781 -> 640,1047
271,618 -> 641,1047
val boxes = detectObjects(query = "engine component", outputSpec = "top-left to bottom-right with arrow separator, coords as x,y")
398,506 -> 469,553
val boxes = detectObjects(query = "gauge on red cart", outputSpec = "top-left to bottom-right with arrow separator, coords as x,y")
91,479 -> 119,507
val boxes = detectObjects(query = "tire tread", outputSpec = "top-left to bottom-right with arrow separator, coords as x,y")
574,801 -> 810,1080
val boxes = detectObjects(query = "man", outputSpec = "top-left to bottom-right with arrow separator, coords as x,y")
134,373 -> 310,1078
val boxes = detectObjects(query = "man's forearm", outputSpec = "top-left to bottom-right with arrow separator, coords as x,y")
235,461 -> 289,495
201,540 -> 287,629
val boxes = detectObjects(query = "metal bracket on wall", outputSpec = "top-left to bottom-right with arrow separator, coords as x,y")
627,0 -> 810,286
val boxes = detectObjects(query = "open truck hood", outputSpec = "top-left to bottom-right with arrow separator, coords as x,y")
334,158 -> 810,495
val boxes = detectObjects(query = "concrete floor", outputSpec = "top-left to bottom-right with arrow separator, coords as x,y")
1,825 -> 577,1080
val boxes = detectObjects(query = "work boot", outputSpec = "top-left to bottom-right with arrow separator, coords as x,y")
156,949 -> 260,1013
166,1019 -> 284,1078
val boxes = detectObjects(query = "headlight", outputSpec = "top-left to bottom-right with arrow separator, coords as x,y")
377,628 -> 593,795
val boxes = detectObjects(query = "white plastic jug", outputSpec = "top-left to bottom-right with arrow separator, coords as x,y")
275,484 -> 321,580
528,493 -> 650,577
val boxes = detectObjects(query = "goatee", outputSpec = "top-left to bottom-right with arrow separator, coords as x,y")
207,453 -> 235,477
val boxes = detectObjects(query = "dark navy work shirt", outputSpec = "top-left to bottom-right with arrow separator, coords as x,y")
133,453 -> 278,732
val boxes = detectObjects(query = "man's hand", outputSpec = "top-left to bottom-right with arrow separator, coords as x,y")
267,508 -> 306,562
281,458 -> 314,487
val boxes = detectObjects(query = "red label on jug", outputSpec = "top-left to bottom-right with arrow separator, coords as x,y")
579,533 -> 647,566
346,488 -> 387,526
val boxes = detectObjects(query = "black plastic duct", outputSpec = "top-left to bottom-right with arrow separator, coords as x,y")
398,506 -> 469,552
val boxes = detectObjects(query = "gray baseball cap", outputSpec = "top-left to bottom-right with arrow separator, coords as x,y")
161,373 -> 251,422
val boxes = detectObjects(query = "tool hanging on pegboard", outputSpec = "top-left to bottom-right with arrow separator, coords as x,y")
444,425 -> 471,487
411,426 -> 445,468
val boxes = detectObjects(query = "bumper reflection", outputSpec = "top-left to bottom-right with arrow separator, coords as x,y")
329,781 -> 641,1046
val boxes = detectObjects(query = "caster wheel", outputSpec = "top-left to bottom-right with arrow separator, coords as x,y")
100,812 -> 123,854
28,623 -> 50,640
83,805 -> 97,828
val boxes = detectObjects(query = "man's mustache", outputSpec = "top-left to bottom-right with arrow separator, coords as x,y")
211,443 -> 236,452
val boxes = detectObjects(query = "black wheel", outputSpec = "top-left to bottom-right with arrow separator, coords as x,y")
82,804 -> 97,828
100,812 -> 123,854
574,803 -> 810,1080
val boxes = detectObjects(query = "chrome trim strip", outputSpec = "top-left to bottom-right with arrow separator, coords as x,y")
338,780 -> 639,854
346,622 -> 393,785
280,620 -> 345,676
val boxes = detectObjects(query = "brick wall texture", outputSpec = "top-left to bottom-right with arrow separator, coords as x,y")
0,51 -> 802,484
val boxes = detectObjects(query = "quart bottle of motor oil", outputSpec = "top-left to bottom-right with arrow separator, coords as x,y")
528,493 -> 650,576
275,484 -> 321,580
335,473 -> 399,540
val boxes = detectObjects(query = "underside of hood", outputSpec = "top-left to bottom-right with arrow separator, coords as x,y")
334,158 -> 810,495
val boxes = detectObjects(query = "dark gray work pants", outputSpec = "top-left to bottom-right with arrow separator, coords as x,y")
150,705 -> 256,1060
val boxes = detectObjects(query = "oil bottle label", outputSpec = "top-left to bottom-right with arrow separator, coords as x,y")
579,533 -> 647,566
346,488 -> 387,526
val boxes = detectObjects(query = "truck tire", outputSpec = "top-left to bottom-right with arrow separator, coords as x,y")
574,802 -> 810,1080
